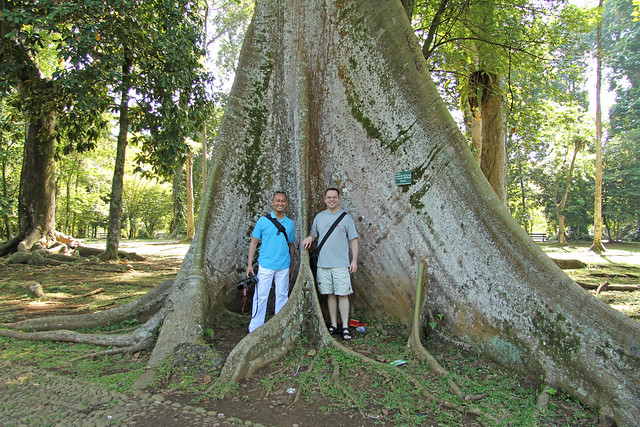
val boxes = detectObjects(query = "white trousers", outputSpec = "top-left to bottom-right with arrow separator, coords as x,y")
248,265 -> 289,333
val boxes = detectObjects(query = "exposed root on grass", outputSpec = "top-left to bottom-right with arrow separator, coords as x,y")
408,261 -> 463,397
0,312 -> 164,350
0,279 -> 173,331
330,354 -> 366,419
293,349 -> 321,404
69,314 -> 164,362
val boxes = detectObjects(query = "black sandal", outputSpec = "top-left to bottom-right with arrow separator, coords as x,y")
341,327 -> 352,340
328,325 -> 339,335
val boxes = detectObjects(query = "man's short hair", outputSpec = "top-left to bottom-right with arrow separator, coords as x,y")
273,191 -> 287,200
325,187 -> 340,197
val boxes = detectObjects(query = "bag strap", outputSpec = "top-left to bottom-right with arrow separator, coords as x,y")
264,215 -> 289,242
313,212 -> 347,256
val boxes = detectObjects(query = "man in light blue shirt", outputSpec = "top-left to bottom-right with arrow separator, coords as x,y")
246,192 -> 295,332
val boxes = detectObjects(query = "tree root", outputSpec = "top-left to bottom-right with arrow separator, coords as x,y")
0,278 -> 173,331
17,226 -> 49,252
70,340 -> 153,362
329,354 -> 366,419
0,328 -> 141,347
68,314 -> 164,362
1,313 -> 163,362
57,288 -> 105,300
77,244 -> 146,261
408,261 -> 463,397
0,234 -> 24,257
293,349 -> 321,403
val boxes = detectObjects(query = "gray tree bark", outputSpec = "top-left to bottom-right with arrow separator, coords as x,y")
152,1 -> 640,423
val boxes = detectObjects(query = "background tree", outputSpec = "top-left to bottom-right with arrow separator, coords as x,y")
123,176 -> 172,238
0,0 -> 115,253
591,0 -> 606,252
59,0 -> 211,260
529,103 -> 594,241
411,0 -> 593,210
602,0 -> 640,241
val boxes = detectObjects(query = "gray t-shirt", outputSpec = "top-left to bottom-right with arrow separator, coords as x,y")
310,209 -> 358,268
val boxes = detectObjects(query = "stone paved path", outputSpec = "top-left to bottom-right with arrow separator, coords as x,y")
0,365 -> 261,426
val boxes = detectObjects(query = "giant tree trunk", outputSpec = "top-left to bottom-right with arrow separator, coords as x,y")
3,1 -> 638,424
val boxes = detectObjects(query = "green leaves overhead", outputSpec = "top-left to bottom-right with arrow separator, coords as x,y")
1,0 -> 212,163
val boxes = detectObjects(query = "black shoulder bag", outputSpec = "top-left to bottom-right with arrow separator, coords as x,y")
264,215 -> 289,242
309,212 -> 347,279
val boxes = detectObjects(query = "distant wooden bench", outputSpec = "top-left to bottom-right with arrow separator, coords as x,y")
97,233 -> 107,239
529,232 -> 547,242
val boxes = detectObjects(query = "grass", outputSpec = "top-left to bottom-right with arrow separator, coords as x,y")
214,321 -> 597,426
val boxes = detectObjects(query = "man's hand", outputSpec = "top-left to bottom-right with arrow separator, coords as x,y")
246,266 -> 254,277
349,259 -> 358,274
302,235 -> 314,249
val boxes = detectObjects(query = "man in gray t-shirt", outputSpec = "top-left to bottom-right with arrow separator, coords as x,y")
302,188 -> 358,340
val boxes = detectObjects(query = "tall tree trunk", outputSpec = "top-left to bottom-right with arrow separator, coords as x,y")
101,50 -> 132,261
64,172 -> 71,234
169,163 -> 184,239
17,112 -> 57,251
201,123 -> 207,195
590,0 -> 605,253
1,155 -> 12,239
479,73 -> 507,205
468,71 -> 483,166
185,150 -> 195,241
556,138 -> 582,246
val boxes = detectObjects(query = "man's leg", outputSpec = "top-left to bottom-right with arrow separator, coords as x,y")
248,266 -> 275,332
273,268 -> 289,315
327,294 -> 338,329
338,295 -> 350,328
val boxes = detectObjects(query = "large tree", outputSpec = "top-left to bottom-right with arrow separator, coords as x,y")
1,1 -> 638,425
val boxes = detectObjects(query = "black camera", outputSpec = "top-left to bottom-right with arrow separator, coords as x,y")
237,272 -> 257,290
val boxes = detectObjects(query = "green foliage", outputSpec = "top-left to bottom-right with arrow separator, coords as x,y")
206,0 -> 254,88
509,101 -> 595,237
603,134 -> 640,240
601,0 -> 640,241
123,171 -> 173,238
0,95 -> 23,238
412,0 -> 592,117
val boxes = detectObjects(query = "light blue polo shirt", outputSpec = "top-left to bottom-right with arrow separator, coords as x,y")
252,211 -> 295,270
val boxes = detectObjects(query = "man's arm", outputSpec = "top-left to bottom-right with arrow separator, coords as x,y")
349,237 -> 358,273
246,237 -> 260,276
